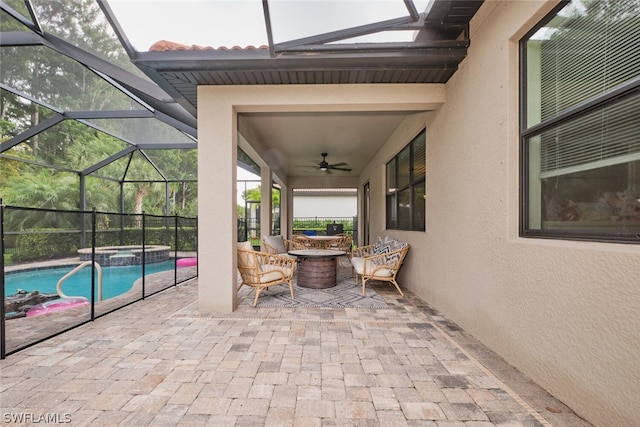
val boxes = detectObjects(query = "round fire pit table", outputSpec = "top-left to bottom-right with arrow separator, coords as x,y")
287,249 -> 346,289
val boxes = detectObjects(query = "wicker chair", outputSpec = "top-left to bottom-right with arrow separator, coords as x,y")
290,234 -> 316,250
351,243 -> 410,296
262,235 -> 293,255
237,243 -> 296,306
326,234 -> 353,267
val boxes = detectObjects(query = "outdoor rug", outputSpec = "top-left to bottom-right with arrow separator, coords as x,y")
245,275 -> 388,309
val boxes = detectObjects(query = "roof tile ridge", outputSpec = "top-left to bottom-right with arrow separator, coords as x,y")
149,40 -> 268,52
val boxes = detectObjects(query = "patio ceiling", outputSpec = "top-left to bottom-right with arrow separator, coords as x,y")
237,111 -> 418,179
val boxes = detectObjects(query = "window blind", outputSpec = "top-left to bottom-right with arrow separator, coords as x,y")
397,145 -> 411,189
537,2 -> 640,122
413,131 -> 426,180
539,93 -> 640,178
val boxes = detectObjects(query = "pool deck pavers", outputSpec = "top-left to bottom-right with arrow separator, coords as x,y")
1,266 -> 593,426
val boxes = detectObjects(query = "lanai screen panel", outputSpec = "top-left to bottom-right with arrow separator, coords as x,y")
106,0 -> 267,50
6,122 -> 129,172
144,148 -> 198,181
268,0 -> 427,43
2,0 -> 32,21
29,0 -> 152,81
0,45 -> 146,112
86,117 -> 195,148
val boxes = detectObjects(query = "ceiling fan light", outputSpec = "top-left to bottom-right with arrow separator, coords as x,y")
320,166 -> 328,171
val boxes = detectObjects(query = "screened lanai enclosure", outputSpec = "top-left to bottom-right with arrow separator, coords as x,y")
1,0 -> 201,357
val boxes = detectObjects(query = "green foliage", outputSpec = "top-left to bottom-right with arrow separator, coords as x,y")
238,185 -> 279,220
84,177 -> 119,213
0,116 -> 17,137
3,252 -> 14,266
0,156 -> 25,187
8,226 -> 197,264
12,231 -> 80,263
242,185 -> 280,204
1,168 -> 79,212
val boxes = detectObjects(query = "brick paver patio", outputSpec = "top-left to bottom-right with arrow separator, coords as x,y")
1,265 -> 592,426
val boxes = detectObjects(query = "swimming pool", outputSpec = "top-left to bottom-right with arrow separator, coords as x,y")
4,260 -> 176,301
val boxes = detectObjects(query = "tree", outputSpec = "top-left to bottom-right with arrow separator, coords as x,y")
1,1 -> 198,216
2,167 -> 77,210
242,185 -> 280,205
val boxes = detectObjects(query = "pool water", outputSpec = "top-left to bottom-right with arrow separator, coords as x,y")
4,260 -> 176,301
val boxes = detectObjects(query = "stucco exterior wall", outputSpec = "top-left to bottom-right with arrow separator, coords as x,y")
385,1 -> 640,425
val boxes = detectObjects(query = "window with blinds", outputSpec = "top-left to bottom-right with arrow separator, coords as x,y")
539,95 -> 640,179
386,129 -> 426,231
521,0 -> 640,242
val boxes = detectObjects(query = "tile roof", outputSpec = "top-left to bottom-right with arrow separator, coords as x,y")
149,40 -> 268,52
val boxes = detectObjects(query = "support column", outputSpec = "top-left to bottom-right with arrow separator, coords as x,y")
260,167 -> 272,242
197,91 -> 237,313
279,182 -> 290,237
287,186 -> 294,236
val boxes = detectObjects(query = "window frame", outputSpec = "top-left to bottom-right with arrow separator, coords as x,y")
386,129 -> 426,231
519,2 -> 640,244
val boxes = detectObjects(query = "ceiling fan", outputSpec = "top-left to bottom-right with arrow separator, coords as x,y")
296,153 -> 352,173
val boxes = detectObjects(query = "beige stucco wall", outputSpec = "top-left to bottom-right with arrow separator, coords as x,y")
369,1 -> 639,425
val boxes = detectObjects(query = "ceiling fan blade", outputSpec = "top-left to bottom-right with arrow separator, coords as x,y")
297,154 -> 351,172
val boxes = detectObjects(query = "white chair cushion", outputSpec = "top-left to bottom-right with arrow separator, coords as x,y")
261,264 -> 292,275
351,257 -> 392,277
260,270 -> 286,283
263,235 -> 286,254
237,241 -> 254,251
237,241 -> 256,268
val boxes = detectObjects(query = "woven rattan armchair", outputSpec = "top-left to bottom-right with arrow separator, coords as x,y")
262,235 -> 294,255
326,234 -> 352,252
351,242 -> 410,296
289,234 -> 316,250
326,234 -> 353,267
237,243 -> 296,306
